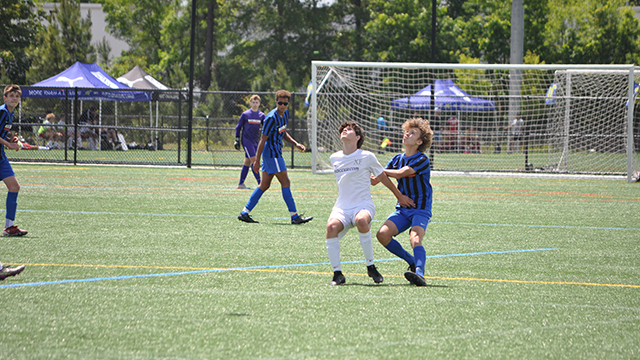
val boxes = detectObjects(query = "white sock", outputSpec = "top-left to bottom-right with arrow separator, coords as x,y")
359,231 -> 375,267
5,218 -> 13,228
326,237 -> 342,272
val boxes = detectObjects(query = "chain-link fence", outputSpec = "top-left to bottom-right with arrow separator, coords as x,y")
11,88 -> 311,168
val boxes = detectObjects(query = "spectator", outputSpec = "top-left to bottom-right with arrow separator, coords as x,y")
504,113 -> 524,153
37,112 -> 64,149
78,107 -> 99,150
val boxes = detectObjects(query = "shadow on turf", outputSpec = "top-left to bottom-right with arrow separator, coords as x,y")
341,282 -> 448,288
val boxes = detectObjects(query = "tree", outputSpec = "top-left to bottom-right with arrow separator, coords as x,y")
542,0 -> 640,64
217,0 -> 336,91
27,0 -> 96,83
457,0 -> 511,64
0,0 -> 44,84
363,0 -> 459,63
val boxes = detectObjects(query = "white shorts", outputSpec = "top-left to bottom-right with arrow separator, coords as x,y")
329,201 -> 376,232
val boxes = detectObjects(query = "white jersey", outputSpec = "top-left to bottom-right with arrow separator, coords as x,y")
330,149 -> 384,210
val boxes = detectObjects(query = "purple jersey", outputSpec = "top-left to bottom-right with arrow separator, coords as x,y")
235,109 -> 264,146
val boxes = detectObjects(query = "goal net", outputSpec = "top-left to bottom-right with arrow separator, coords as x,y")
309,62 -> 640,181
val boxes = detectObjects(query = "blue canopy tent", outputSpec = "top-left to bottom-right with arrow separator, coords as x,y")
22,62 -> 151,102
391,79 -> 495,111
391,79 -> 497,153
20,62 -> 152,149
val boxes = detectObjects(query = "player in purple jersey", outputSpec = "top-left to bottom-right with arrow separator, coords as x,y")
238,90 -> 312,225
234,95 -> 265,189
372,117 -> 434,286
0,85 -> 28,237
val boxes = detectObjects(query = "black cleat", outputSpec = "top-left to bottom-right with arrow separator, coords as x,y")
367,264 -> 384,284
0,265 -> 25,280
407,263 -> 416,273
238,213 -> 259,223
404,271 -> 427,286
291,215 -> 313,225
330,271 -> 345,286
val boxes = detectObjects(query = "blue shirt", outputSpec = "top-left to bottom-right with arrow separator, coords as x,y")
386,152 -> 432,212
0,104 -> 15,162
377,116 -> 387,131
261,107 -> 289,159
235,109 -> 264,145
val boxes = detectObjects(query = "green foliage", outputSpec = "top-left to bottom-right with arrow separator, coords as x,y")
0,0 -> 44,84
542,0 -> 640,64
26,0 -> 96,84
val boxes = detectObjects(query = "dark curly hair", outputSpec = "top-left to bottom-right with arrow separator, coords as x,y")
338,121 -> 365,149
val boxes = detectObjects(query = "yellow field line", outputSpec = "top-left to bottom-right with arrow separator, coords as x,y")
8,262 -> 640,289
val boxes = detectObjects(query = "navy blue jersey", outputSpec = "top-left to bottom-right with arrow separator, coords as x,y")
386,152 -> 432,211
261,107 -> 289,158
0,104 -> 15,162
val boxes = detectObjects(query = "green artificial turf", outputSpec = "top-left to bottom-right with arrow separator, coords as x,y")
0,164 -> 638,359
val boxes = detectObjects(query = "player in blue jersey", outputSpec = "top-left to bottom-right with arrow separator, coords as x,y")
373,117 -> 434,286
238,90 -> 312,225
0,85 -> 28,237
234,94 -> 264,189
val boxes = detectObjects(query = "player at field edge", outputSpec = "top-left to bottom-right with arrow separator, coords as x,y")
234,94 -> 264,189
326,121 -> 414,286
237,90 -> 312,225
372,117 -> 434,286
0,85 -> 29,237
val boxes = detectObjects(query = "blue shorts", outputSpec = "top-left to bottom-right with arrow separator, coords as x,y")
0,157 -> 15,180
243,139 -> 258,159
261,156 -> 287,175
387,207 -> 431,234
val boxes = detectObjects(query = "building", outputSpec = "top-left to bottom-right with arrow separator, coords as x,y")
41,3 -> 129,60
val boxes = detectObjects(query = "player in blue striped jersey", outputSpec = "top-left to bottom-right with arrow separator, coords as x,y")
238,90 -> 312,225
373,117 -> 434,286
0,85 -> 28,237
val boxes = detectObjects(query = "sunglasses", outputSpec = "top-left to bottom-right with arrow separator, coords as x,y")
277,101 -> 289,106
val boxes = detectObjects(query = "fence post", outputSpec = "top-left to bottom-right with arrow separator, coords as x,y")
290,93 -> 296,169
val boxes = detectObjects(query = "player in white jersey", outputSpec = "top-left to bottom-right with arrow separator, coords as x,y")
326,121 -> 414,285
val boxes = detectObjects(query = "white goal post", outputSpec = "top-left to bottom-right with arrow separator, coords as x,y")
309,61 -> 639,182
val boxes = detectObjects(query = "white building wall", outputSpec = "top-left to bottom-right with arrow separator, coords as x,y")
41,3 -> 130,60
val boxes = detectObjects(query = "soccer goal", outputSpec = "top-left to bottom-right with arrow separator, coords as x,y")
309,61 -> 640,182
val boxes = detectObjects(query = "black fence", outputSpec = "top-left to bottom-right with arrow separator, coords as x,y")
12,88 -> 311,168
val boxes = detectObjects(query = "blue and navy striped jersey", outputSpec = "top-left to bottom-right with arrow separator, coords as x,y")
0,104 -> 15,161
261,107 -> 289,158
386,152 -> 432,212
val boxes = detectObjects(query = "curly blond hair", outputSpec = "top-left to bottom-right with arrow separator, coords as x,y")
402,117 -> 433,153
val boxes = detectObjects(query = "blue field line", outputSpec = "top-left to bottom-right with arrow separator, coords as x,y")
0,248 -> 556,289
15,209 -> 640,231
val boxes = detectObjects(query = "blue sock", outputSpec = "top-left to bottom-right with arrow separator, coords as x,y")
253,169 -> 261,185
414,245 -> 426,277
239,165 -> 250,185
385,239 -> 415,266
6,192 -> 18,221
242,187 -> 264,214
281,187 -> 298,217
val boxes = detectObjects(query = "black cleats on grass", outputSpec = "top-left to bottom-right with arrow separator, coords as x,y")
0,265 -> 25,280
238,213 -> 259,223
407,263 -> 416,273
330,271 -> 345,286
404,271 -> 427,287
291,215 -> 313,225
367,264 -> 384,284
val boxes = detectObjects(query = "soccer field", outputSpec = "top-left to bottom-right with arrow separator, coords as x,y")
1,164 -> 639,359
